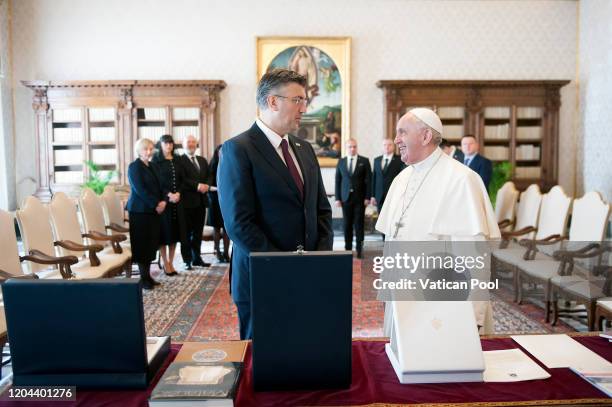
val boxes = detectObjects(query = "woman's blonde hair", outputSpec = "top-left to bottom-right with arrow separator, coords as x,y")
134,137 -> 155,158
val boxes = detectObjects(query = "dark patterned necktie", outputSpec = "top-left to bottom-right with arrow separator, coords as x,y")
191,156 -> 199,170
383,158 -> 389,172
280,139 -> 304,199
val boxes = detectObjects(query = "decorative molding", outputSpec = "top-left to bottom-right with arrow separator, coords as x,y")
32,87 -> 48,112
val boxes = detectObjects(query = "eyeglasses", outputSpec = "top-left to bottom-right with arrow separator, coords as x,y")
273,95 -> 309,106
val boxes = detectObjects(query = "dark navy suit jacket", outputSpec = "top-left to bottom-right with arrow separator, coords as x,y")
452,148 -> 464,163
466,153 -> 493,191
371,154 -> 405,209
126,159 -> 163,213
217,123 -> 333,302
335,155 -> 372,203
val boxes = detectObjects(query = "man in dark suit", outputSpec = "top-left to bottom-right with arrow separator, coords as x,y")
217,69 -> 333,340
461,134 -> 492,190
439,138 -> 464,162
179,134 -> 211,269
335,139 -> 372,259
371,138 -> 405,215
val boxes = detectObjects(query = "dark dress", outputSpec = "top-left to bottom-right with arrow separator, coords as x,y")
206,151 -> 224,228
126,159 -> 163,264
152,154 -> 186,245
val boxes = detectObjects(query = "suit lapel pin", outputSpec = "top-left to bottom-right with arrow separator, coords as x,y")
296,143 -> 301,147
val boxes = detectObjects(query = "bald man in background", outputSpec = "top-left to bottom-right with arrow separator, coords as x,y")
179,135 -> 211,269
371,138 -> 405,215
335,139 -> 372,258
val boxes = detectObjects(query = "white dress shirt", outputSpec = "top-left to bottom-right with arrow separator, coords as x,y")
381,154 -> 394,169
256,119 -> 304,182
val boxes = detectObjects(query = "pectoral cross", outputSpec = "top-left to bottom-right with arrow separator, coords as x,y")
393,221 -> 403,239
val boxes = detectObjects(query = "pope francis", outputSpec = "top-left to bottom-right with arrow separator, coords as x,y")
376,108 -> 501,334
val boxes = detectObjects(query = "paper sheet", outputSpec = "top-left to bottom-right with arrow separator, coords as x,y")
511,334 -> 612,371
483,349 -> 550,382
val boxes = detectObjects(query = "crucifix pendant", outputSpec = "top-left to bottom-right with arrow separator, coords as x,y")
393,221 -> 403,239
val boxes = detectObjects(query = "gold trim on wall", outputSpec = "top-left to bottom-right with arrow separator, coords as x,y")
256,36 -> 351,167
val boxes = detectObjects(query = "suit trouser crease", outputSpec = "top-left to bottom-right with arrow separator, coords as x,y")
182,206 -> 205,263
342,198 -> 365,251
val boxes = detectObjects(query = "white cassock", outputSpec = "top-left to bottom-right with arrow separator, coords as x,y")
376,147 -> 501,334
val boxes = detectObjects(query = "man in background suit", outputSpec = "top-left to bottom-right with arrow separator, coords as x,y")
217,69 -> 333,340
461,134 -> 492,191
440,138 -> 464,162
179,135 -> 211,269
335,139 -> 372,258
371,138 -> 405,215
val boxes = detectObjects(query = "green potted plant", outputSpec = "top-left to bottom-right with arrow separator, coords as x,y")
83,160 -> 118,195
489,161 -> 513,207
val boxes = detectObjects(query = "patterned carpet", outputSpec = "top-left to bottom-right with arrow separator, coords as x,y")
143,259 -> 576,342
143,264 -> 229,340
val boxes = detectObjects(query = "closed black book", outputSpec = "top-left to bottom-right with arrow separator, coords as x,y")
149,362 -> 242,406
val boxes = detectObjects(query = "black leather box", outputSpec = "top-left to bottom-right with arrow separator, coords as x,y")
3,279 -> 170,389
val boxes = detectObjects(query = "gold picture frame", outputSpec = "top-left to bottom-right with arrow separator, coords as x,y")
256,36 -> 351,167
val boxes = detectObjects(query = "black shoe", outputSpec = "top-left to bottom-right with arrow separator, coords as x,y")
216,253 -> 225,262
184,262 -> 193,271
164,271 -> 178,277
141,278 -> 155,290
192,258 -> 211,267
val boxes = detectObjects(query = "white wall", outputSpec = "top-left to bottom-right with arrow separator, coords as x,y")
578,0 -> 612,201
9,0 -> 578,207
0,0 -> 17,210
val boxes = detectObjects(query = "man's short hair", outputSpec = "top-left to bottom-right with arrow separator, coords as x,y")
256,69 -> 307,110
439,138 -> 450,148
462,134 -> 477,141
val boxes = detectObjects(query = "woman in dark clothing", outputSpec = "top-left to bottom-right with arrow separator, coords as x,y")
207,144 -> 230,262
152,134 -> 186,276
126,137 -> 166,290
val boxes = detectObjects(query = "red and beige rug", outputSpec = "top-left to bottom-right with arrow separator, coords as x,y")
143,260 -> 575,342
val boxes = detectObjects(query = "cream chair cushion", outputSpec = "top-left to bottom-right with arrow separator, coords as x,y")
597,298 -> 612,313
0,210 -> 23,276
16,197 -> 57,274
50,192 -> 129,275
513,184 -> 542,240
495,181 -> 519,230
101,186 -> 130,244
81,188 -> 132,257
0,306 -> 6,338
49,192 -> 86,257
569,192 -> 610,242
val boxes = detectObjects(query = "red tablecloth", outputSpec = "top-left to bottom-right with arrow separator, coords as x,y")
1,335 -> 611,407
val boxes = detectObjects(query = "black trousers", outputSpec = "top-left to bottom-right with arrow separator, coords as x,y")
377,201 -> 386,241
342,196 -> 365,252
181,206 -> 205,263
